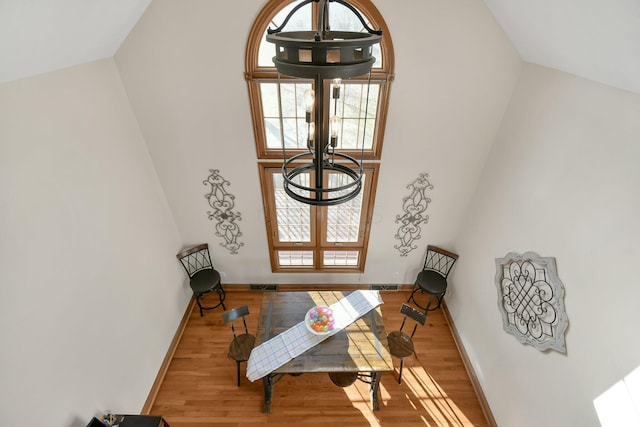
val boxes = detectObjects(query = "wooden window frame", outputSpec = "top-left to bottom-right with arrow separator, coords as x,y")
258,163 -> 380,273
245,0 -> 395,161
246,0 -> 393,273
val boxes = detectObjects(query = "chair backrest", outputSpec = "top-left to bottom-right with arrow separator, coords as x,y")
176,243 -> 213,278
423,245 -> 459,278
399,303 -> 426,338
222,305 -> 250,338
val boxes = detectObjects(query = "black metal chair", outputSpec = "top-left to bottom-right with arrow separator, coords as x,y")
222,305 -> 256,386
386,303 -> 426,384
408,245 -> 459,312
176,243 -> 226,316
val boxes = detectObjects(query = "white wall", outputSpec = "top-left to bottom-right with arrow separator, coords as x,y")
0,59 -> 188,427
114,0 -> 521,285
449,63 -> 640,426
4,3 -> 636,426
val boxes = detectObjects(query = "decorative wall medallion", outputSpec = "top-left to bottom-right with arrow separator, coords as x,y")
394,172 -> 433,256
203,169 -> 244,255
495,252 -> 568,353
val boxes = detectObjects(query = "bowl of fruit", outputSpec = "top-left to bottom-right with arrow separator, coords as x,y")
305,306 -> 335,335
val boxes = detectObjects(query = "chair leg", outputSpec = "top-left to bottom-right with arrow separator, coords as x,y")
407,283 -> 419,304
236,361 -> 241,387
194,287 -> 226,316
398,359 -> 404,384
195,294 -> 204,316
435,293 -> 444,309
409,286 -> 445,313
425,293 -> 444,311
408,286 -> 429,312
218,287 -> 227,311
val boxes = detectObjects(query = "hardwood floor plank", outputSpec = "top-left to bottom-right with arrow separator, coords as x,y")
149,290 -> 488,426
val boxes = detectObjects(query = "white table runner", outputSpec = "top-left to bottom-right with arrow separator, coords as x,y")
246,290 -> 383,382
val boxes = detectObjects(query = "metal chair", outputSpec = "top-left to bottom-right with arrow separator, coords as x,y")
408,245 -> 459,312
222,305 -> 256,386
176,243 -> 226,316
386,303 -> 426,384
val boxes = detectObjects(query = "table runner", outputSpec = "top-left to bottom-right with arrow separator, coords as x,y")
246,290 -> 383,382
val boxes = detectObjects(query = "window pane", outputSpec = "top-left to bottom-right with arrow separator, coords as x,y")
323,250 -> 359,266
278,250 -> 314,266
326,174 -> 365,242
258,3 -> 312,67
261,82 -> 312,149
328,3 -> 382,68
273,173 -> 311,242
333,83 -> 379,150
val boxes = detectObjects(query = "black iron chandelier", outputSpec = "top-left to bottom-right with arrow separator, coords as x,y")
266,0 -> 382,206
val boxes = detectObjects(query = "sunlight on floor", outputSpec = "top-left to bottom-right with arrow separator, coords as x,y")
405,366 -> 474,426
339,365 -> 476,426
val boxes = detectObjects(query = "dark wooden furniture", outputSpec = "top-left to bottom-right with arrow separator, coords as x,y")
176,243 -> 226,316
408,245 -> 459,311
254,291 -> 393,413
222,305 -> 256,386
387,303 -> 427,384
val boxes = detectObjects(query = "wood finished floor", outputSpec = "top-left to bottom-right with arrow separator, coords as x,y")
150,290 -> 488,427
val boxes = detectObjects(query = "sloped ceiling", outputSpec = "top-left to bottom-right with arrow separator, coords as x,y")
483,0 -> 640,94
1,0 -> 639,95
0,0 -> 151,83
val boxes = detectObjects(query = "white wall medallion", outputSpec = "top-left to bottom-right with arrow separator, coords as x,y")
394,172 -> 433,256
495,252 -> 568,353
203,169 -> 244,255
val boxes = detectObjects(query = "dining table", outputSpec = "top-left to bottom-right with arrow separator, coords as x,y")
247,290 -> 394,413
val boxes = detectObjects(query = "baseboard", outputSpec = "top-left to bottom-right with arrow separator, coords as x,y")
225,283 -> 414,291
441,301 -> 497,427
141,297 -> 196,414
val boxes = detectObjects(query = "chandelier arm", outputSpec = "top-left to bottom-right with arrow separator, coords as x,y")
318,0 -> 326,35
332,0 -> 383,35
267,0 -> 316,35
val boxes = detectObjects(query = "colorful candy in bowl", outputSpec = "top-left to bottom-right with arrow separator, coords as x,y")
305,306 -> 335,335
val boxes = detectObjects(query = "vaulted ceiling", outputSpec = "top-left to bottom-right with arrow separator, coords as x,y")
1,0 -> 639,95
0,0 -> 152,83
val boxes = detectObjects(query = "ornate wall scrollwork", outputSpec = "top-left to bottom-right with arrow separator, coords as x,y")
495,252 -> 568,353
394,172 -> 433,256
203,169 -> 244,255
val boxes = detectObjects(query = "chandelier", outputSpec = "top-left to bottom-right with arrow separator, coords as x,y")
266,0 -> 382,206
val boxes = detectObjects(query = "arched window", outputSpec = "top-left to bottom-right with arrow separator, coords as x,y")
245,0 -> 394,272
